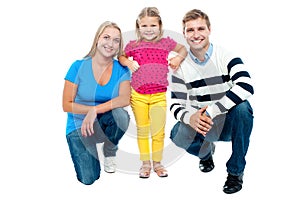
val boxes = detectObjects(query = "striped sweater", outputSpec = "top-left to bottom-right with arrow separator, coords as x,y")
169,45 -> 254,125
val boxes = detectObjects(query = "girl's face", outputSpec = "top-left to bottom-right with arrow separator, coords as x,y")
138,16 -> 160,41
97,27 -> 121,57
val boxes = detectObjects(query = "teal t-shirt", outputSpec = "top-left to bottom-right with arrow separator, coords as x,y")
64,57 -> 130,135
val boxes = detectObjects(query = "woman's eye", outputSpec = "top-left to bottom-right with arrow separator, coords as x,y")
113,39 -> 120,44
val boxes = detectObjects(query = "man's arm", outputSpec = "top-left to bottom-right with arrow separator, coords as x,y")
170,70 -> 213,136
206,56 -> 254,119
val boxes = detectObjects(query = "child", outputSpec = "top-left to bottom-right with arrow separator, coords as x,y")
119,7 -> 187,178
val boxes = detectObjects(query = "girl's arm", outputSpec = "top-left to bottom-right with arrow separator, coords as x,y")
118,54 -> 140,72
169,43 -> 188,69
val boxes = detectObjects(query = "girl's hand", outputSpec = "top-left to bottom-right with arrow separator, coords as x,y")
168,55 -> 184,70
81,107 -> 97,137
128,57 -> 140,72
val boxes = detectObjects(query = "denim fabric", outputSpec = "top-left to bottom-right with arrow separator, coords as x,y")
66,108 -> 129,185
170,100 -> 253,176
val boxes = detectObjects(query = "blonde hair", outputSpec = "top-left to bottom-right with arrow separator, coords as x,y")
135,7 -> 164,42
85,21 -> 124,58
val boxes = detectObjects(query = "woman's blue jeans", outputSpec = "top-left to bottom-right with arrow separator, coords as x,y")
66,108 -> 130,185
170,100 -> 253,176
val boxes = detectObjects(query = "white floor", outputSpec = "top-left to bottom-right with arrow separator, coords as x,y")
1,0 -> 299,199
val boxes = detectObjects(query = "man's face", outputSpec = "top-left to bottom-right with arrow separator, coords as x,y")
183,18 -> 211,51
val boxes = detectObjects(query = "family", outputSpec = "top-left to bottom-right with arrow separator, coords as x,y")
62,7 -> 254,194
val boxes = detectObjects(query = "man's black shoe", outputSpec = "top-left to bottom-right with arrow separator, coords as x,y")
223,173 -> 243,194
199,156 -> 214,173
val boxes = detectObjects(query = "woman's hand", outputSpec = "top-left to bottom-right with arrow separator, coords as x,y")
81,107 -> 97,137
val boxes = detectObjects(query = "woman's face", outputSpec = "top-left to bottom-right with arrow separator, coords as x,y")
97,27 -> 121,57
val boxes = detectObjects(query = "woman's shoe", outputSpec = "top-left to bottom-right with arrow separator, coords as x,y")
104,156 -> 116,173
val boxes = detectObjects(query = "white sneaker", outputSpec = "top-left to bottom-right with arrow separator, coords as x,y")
104,156 -> 116,173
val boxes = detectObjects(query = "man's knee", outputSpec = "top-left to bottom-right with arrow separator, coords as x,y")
233,100 -> 253,118
170,122 -> 180,142
170,122 -> 196,149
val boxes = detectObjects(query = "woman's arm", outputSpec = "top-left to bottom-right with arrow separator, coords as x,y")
62,80 -> 131,114
94,80 -> 131,114
62,80 -> 92,114
63,79 -> 131,136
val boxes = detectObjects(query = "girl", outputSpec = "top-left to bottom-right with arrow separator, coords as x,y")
119,7 -> 187,178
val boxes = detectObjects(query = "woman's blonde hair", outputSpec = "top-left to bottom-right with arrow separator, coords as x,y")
135,7 -> 164,42
85,21 -> 124,58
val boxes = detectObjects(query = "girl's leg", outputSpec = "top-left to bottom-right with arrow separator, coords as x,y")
149,92 -> 168,177
149,92 -> 167,162
131,89 -> 151,161
131,90 -> 152,178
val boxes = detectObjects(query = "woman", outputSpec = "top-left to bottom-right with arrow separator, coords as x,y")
62,21 -> 131,185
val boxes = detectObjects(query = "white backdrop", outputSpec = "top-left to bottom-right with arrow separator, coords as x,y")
1,0 -> 299,199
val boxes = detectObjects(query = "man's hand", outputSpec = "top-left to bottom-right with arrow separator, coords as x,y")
189,106 -> 213,136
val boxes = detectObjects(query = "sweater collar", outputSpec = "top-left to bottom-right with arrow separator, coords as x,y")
189,43 -> 213,66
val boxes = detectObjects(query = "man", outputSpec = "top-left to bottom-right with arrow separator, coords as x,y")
169,9 -> 254,194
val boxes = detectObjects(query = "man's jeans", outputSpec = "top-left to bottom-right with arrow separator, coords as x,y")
66,108 -> 130,185
170,100 -> 253,176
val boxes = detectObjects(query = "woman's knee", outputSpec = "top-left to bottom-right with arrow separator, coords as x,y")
78,171 -> 100,185
111,108 -> 130,128
102,108 -> 130,131
78,175 -> 100,185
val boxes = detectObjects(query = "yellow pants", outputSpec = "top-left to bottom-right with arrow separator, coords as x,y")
131,89 -> 167,162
